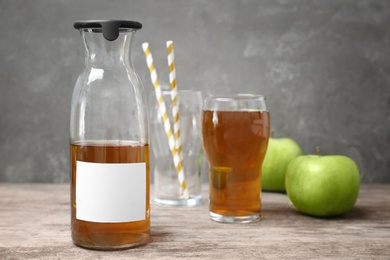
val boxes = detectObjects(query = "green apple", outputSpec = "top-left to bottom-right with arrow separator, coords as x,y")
262,138 -> 302,192
285,154 -> 360,217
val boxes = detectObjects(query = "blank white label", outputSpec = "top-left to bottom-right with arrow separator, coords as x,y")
76,161 -> 146,223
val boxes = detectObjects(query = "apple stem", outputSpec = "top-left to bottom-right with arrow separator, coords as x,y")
316,146 -> 321,157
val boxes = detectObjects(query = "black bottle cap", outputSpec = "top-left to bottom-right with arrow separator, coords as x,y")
73,20 -> 142,41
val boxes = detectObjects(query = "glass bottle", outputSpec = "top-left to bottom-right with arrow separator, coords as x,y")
70,20 -> 149,250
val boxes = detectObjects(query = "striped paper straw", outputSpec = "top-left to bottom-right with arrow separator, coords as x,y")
142,42 -> 189,199
166,41 -> 184,166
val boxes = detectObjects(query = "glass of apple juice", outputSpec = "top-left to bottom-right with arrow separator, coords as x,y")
201,94 -> 270,223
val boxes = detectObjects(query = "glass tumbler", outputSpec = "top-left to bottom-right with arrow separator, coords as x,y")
150,90 -> 203,206
201,94 -> 270,223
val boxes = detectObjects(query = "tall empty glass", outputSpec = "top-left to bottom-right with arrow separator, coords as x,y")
150,90 -> 203,206
201,94 -> 270,223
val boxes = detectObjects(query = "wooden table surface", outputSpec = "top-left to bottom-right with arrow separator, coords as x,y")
1,183 -> 389,259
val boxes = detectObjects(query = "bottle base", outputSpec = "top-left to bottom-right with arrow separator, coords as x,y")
72,233 -> 149,251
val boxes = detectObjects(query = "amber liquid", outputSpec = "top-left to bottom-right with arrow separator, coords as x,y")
70,141 -> 150,250
202,110 -> 270,220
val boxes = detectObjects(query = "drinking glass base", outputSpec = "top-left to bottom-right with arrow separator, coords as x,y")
209,211 -> 260,223
154,195 -> 202,207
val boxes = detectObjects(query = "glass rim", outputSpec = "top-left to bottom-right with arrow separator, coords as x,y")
161,89 -> 202,94
204,93 -> 266,101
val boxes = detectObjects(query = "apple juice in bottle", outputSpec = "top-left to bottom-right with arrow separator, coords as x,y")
70,20 -> 149,250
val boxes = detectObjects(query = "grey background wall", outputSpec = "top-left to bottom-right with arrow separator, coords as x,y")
0,0 -> 389,183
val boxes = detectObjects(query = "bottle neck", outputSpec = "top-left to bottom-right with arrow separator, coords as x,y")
81,29 -> 135,68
